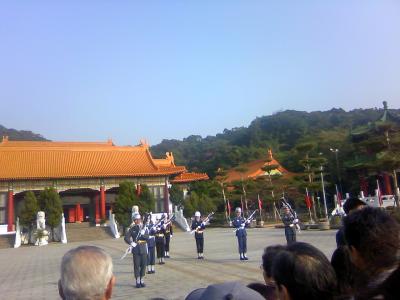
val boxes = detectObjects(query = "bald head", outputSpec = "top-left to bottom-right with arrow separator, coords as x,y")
59,246 -> 115,300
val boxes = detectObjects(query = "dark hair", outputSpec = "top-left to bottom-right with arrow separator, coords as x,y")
331,246 -> 354,296
272,242 -> 337,300
247,282 -> 268,299
343,206 -> 400,272
343,197 -> 366,214
262,245 -> 285,277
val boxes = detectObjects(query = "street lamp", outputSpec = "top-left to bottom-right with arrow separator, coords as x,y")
330,148 -> 343,195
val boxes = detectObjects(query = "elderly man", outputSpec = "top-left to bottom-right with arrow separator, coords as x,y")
58,245 -> 115,300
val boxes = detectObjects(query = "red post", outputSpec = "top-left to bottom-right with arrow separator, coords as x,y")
100,186 -> 106,220
95,193 -> 100,224
76,203 -> 82,222
163,179 -> 169,213
7,190 -> 14,232
384,173 -> 393,195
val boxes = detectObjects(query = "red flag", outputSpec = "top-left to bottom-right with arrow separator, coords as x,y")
377,180 -> 383,206
227,199 -> 231,216
136,184 -> 141,196
336,185 -> 342,207
258,194 -> 262,211
305,188 -> 311,209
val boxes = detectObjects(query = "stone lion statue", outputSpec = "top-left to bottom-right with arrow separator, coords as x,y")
35,211 -> 49,246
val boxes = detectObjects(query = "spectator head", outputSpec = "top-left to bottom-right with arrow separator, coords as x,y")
261,245 -> 285,284
247,282 -> 268,299
59,246 -> 115,300
272,242 -> 337,300
185,281 -> 265,300
343,206 -> 400,275
343,197 -> 366,215
331,246 -> 354,296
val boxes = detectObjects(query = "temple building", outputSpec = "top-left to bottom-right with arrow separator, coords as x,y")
224,149 -> 290,182
0,137 -> 208,233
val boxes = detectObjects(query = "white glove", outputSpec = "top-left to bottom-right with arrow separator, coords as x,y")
140,229 -> 145,235
245,220 -> 250,224
294,219 -> 299,224
130,242 -> 137,247
289,224 -> 294,228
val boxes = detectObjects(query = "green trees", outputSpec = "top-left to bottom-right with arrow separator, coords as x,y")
114,181 -> 137,232
169,184 -> 184,208
38,187 -> 63,241
114,182 -> 156,233
18,191 -> 39,242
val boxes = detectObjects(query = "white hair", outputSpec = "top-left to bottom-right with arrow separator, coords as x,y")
60,246 -> 113,300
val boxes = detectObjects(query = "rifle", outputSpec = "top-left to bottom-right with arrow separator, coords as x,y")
234,209 -> 257,232
162,214 -> 175,228
147,214 -> 166,232
190,212 -> 214,234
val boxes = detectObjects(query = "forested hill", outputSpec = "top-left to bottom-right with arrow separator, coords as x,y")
0,125 -> 48,141
151,106 -> 400,177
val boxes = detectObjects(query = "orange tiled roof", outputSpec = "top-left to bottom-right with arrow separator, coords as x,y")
225,150 -> 291,182
171,172 -> 209,183
0,138 -> 186,181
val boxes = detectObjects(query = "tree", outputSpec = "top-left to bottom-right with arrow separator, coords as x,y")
138,184 -> 156,213
113,181 -> 137,233
169,185 -> 184,208
18,191 -> 39,243
38,187 -> 63,241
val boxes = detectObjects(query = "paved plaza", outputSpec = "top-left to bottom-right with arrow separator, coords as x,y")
0,227 -> 336,300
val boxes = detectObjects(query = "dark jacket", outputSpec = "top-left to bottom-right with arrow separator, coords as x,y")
232,216 -> 248,237
124,224 -> 149,255
191,220 -> 206,239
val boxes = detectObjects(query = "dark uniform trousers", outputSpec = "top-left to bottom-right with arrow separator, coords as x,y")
195,233 -> 204,253
132,245 -> 147,279
165,224 -> 173,252
282,213 -> 297,245
147,236 -> 156,265
285,226 -> 296,245
124,225 -> 149,279
155,234 -> 165,258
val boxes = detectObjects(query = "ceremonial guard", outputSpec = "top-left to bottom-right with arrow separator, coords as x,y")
155,216 -> 166,265
232,207 -> 250,260
280,200 -> 299,245
164,213 -> 173,258
145,214 -> 156,274
124,214 -> 149,288
191,211 -> 206,259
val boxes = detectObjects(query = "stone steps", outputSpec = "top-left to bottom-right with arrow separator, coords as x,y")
65,222 -> 113,243
0,234 -> 14,249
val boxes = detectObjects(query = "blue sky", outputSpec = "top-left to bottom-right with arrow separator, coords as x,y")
1,1 -> 399,145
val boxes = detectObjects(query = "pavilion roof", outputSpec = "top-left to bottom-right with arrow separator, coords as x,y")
170,172 -> 209,184
0,138 -> 186,181
224,150 -> 291,182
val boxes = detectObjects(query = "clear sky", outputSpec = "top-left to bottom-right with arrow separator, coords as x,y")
1,1 -> 399,145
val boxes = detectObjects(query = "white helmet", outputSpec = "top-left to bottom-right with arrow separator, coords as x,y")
235,207 -> 242,213
195,211 -> 201,217
134,214 -> 141,220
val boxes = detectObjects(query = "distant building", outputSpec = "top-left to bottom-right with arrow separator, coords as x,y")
0,137 -> 208,233
224,149 -> 290,182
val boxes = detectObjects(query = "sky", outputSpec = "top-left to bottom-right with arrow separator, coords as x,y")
1,1 -> 399,145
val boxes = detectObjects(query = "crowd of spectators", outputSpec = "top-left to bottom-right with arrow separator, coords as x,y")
58,203 -> 399,300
